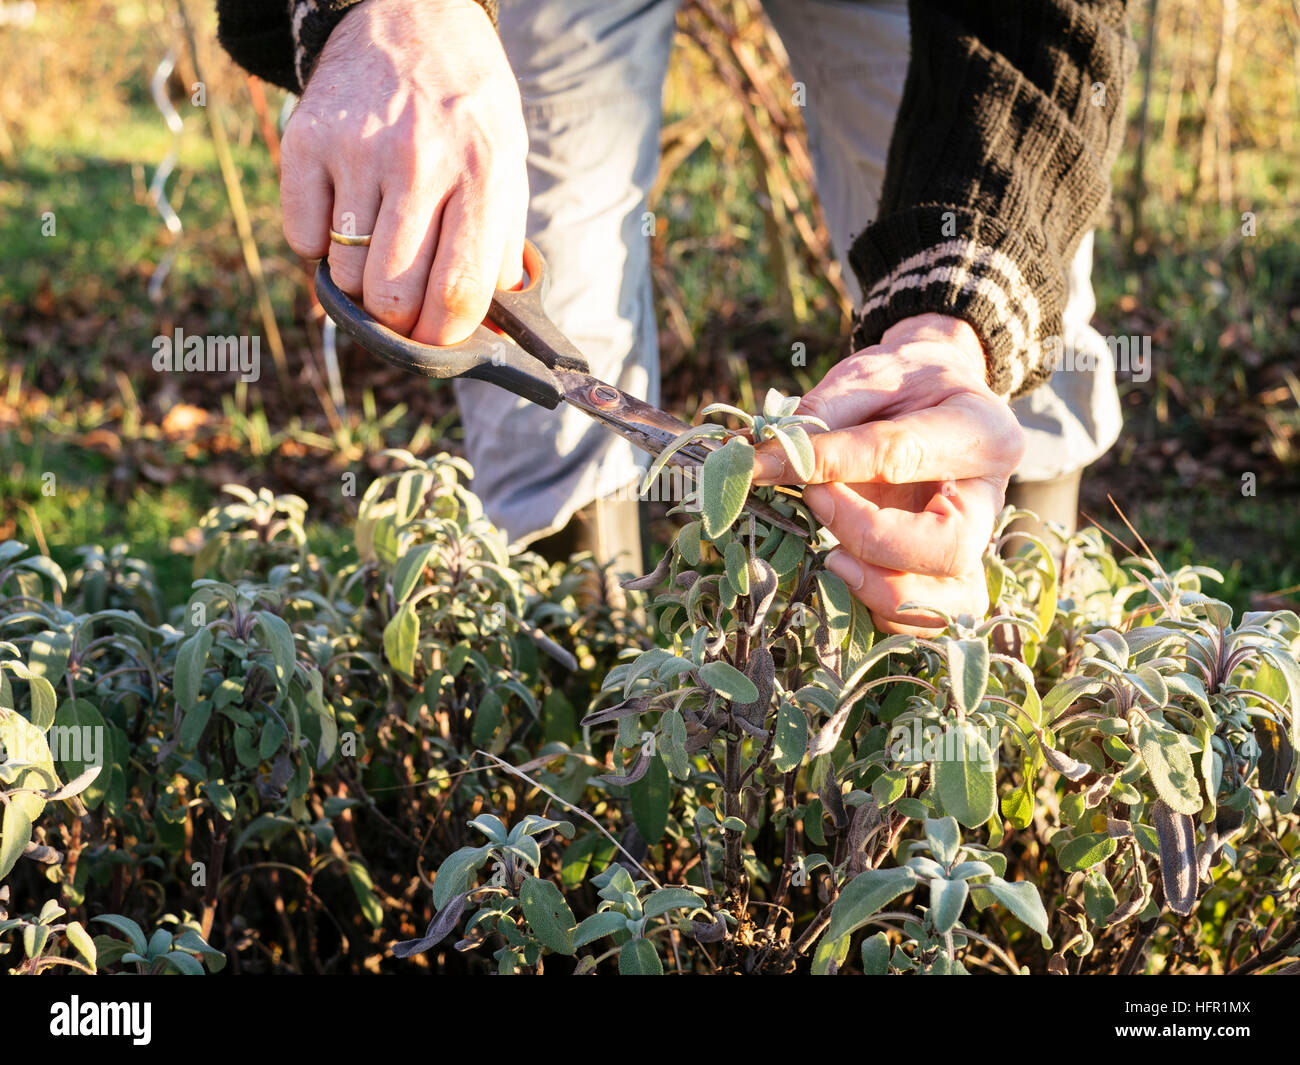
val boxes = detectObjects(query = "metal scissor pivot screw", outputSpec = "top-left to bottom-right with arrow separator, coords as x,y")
589,384 -> 621,408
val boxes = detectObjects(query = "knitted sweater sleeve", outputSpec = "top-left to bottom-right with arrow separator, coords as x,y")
214,1 -> 500,93
848,0 -> 1135,398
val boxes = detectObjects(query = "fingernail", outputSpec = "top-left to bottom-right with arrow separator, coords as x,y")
825,548 -> 865,590
804,486 -> 834,526
754,452 -> 784,484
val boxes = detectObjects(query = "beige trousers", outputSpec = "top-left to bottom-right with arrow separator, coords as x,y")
455,0 -> 1121,546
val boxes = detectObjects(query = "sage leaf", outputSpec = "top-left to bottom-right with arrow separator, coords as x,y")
432,845 -> 492,910
928,876 -> 969,935
1137,720 -> 1203,815
0,801 -> 34,882
392,893 -> 468,958
699,436 -> 753,539
392,542 -> 437,603
520,877 -> 577,955
982,877 -> 1051,946
1151,798 -> 1198,916
773,700 -> 808,773
825,866 -> 918,942
618,937 -> 663,975
945,638 -> 989,716
628,754 -> 670,843
174,627 -> 214,712
1253,714 -> 1295,794
861,931 -> 891,975
1057,831 -> 1117,871
383,601 -> 419,678
643,887 -> 706,919
573,911 -> 629,949
641,423 -> 728,496
659,708 -> 690,779
697,660 -> 759,704
933,722 -> 997,828
769,424 -> 815,482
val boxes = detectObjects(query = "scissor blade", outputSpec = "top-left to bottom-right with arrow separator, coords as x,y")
556,371 -> 808,539
556,370 -> 693,454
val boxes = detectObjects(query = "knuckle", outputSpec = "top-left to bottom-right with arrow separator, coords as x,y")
327,250 -> 365,293
434,270 -> 491,323
876,424 -> 925,483
811,434 -> 850,483
364,279 -> 421,332
799,391 -> 830,424
441,95 -> 526,176
875,595 -> 914,629
938,528 -> 965,578
992,407 -> 1027,470
871,613 -> 906,635
282,221 -> 321,258
279,119 -> 310,162
281,110 -> 331,164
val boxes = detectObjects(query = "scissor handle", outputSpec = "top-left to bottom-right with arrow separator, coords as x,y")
485,241 -> 588,375
313,240 -> 570,409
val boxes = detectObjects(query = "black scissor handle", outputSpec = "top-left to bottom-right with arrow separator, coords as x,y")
314,243 -> 564,409
484,241 -> 589,374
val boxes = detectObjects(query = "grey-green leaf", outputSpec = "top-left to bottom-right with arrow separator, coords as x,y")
572,910 -> 629,949
174,628 -> 214,711
1137,720 -> 1202,816
697,660 -> 759,704
933,722 -> 997,828
773,701 -> 808,773
643,887 -> 706,919
861,931 -> 891,975
392,542 -> 437,603
770,424 -> 815,482
982,877 -> 1051,946
519,877 -> 577,955
618,937 -> 663,975
383,601 -> 419,677
825,866 -> 919,943
946,638 -> 990,716
928,876 -> 969,935
1150,798 -> 1198,916
699,437 -> 754,539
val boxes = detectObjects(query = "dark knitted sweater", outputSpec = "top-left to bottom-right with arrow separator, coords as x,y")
214,0 -> 1132,399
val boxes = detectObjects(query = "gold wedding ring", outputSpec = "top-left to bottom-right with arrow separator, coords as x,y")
329,229 -> 373,247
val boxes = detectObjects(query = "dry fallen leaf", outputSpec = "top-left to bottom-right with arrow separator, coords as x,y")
161,402 -> 210,438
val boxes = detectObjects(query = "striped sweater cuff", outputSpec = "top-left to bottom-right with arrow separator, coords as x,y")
848,206 -> 1066,399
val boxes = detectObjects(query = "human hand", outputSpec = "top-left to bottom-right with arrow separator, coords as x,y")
754,314 -> 1025,635
280,0 -> 528,343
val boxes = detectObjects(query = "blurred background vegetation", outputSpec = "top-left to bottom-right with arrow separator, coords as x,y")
1,0 -> 1297,611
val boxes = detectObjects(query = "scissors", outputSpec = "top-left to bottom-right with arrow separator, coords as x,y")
314,240 -> 806,538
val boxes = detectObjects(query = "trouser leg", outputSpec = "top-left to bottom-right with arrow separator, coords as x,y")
460,0 -> 680,555
762,0 -> 1120,527
1006,469 -> 1084,538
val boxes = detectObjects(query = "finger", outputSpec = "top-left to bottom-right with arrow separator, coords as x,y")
280,136 -> 332,259
824,548 -> 990,635
327,183 -> 382,296
756,393 -> 1022,487
362,182 -> 445,336
496,157 -> 528,292
796,351 -> 965,429
807,479 -> 1000,577
412,181 -> 504,346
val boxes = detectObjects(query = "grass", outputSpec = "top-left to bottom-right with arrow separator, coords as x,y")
1,0 -> 1298,618
1088,488 -> 1300,608
0,435 -> 207,596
